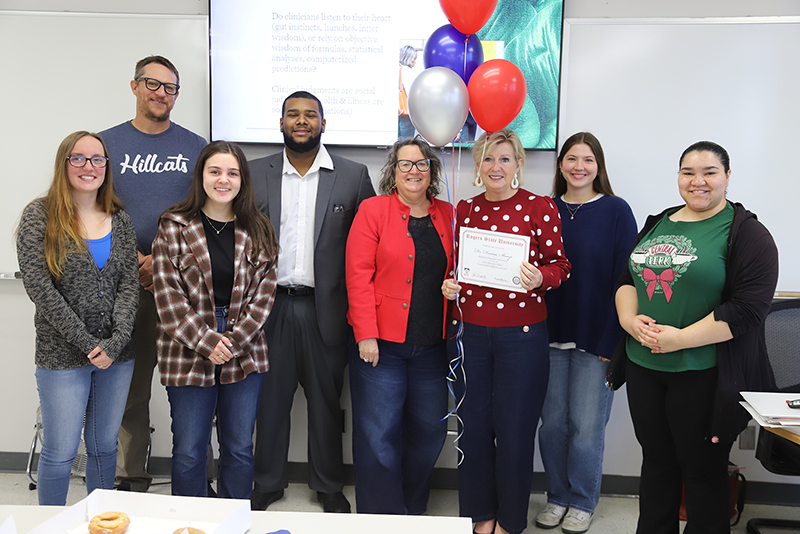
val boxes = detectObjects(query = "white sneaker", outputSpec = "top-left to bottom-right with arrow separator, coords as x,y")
534,503 -> 567,529
561,508 -> 593,534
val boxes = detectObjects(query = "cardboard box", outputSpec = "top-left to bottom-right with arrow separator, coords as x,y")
23,490 -> 250,534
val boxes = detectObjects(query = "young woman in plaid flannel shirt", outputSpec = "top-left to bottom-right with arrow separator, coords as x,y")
152,141 -> 278,499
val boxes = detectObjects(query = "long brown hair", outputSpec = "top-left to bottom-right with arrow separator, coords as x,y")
41,131 -> 123,279
164,141 -> 278,262
552,132 -> 615,198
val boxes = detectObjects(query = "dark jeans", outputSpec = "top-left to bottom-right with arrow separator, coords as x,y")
626,359 -> 733,534
349,337 -> 448,514
449,321 -> 550,534
166,306 -> 264,499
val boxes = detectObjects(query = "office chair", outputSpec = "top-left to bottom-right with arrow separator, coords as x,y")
747,298 -> 800,534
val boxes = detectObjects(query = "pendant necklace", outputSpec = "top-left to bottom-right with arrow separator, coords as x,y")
204,212 -> 232,234
565,201 -> 585,220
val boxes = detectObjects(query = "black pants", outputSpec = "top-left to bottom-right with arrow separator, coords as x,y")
253,292 -> 347,493
626,359 -> 733,534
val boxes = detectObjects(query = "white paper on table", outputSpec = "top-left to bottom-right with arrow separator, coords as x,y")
741,401 -> 780,427
740,391 -> 800,424
457,227 -> 530,293
742,402 -> 800,439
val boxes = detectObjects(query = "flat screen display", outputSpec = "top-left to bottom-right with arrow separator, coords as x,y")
210,0 -> 564,148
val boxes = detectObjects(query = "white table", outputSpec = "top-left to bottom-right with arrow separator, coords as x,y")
0,505 -> 472,534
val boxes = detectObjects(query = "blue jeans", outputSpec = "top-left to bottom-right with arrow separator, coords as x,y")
166,306 -> 264,499
448,321 -> 549,534
35,359 -> 134,505
538,347 -> 614,513
349,337 -> 448,514
167,369 -> 264,499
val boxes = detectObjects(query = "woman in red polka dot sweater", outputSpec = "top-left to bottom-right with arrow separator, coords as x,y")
442,129 -> 571,534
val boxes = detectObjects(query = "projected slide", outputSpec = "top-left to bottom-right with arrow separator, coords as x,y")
210,0 -> 563,148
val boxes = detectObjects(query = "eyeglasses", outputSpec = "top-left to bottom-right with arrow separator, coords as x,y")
136,77 -> 180,95
397,159 -> 431,173
67,155 -> 108,168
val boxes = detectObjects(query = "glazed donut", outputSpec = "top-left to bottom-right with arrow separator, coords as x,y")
172,528 -> 206,534
88,512 -> 130,534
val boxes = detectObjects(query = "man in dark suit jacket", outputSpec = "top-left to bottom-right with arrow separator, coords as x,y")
250,91 -> 375,513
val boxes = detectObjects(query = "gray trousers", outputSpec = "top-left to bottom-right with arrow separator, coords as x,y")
253,292 -> 348,493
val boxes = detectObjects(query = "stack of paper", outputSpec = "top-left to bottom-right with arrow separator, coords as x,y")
740,391 -> 800,431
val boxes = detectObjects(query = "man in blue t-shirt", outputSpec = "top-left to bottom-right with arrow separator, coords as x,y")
100,55 -> 207,493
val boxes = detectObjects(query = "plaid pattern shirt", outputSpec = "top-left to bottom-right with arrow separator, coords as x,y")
153,211 -> 276,387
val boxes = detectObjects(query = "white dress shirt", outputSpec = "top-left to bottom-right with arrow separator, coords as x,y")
277,144 -> 334,287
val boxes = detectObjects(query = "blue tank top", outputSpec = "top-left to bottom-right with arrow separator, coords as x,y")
86,230 -> 112,270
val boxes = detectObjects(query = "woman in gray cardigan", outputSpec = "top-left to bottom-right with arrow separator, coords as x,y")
16,131 -> 139,505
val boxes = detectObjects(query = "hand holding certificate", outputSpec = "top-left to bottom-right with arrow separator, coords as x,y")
457,227 -> 531,292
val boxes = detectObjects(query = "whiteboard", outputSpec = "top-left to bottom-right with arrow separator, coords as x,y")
0,11 -> 209,273
559,17 -> 800,293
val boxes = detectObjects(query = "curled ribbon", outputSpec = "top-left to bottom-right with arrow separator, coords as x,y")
643,268 -> 674,302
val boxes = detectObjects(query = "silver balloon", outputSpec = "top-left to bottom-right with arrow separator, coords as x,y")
408,67 -> 469,146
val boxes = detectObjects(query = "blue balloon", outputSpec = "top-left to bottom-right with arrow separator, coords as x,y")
423,24 -> 484,84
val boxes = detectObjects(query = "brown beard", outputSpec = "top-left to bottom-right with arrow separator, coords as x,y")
143,106 -> 170,122
139,98 -> 171,123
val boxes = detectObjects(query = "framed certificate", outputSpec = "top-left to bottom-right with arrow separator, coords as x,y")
457,227 -> 530,293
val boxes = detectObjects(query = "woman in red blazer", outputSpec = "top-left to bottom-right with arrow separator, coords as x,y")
346,137 -> 454,514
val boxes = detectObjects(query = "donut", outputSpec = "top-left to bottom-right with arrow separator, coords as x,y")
172,529 -> 206,534
88,512 -> 130,534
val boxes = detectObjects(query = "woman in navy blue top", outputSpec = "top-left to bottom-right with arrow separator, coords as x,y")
536,132 -> 637,533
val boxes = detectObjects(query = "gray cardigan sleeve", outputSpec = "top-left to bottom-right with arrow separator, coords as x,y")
97,211 -> 140,360
16,200 -> 101,355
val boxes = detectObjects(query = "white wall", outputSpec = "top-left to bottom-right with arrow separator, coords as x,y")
3,0 -> 799,486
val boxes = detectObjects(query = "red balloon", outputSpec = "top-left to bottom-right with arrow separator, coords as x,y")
467,59 -> 527,133
439,0 -> 498,36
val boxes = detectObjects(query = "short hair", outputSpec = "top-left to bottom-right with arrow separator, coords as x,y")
399,45 -> 418,67
680,141 -> 730,173
282,91 -> 324,120
471,128 -> 526,187
134,55 -> 180,85
378,137 -> 443,197
552,132 -> 615,198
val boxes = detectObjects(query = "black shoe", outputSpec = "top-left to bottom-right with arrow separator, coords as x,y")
316,491 -> 351,513
251,488 -> 284,511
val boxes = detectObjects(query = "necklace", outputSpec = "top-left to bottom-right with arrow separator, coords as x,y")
564,201 -> 585,220
204,212 -> 232,234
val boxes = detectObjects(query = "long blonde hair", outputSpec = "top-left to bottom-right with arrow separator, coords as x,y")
41,131 -> 124,278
